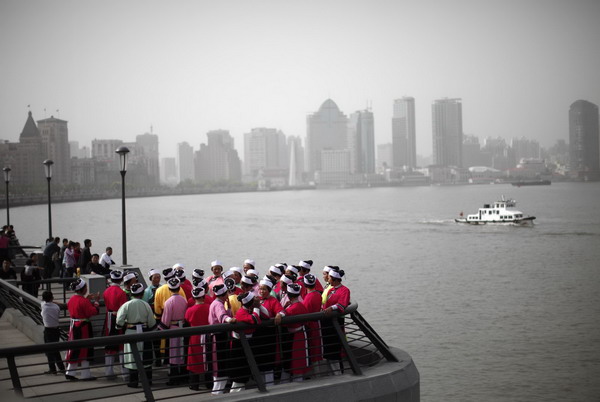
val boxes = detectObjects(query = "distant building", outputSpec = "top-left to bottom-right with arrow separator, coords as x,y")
392,97 -> 416,168
70,141 -> 90,159
243,128 -> 288,180
347,109 -> 375,174
92,139 -> 124,162
177,142 -> 195,183
0,111 -> 46,188
195,130 -> 241,183
462,135 -> 484,168
135,133 -> 160,185
511,137 -> 540,162
569,100 -> 599,180
432,98 -> 463,167
38,116 -> 71,184
377,143 -> 393,173
161,157 -> 178,185
318,149 -> 352,185
306,99 -> 348,179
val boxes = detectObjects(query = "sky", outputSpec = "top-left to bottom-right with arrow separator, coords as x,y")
1,0 -> 599,160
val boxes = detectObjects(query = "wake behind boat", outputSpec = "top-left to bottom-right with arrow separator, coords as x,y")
455,196 -> 536,226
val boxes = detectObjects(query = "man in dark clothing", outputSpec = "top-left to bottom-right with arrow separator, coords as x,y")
78,239 -> 92,274
0,259 -> 17,280
43,237 -> 61,278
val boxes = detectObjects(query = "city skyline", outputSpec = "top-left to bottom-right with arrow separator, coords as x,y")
1,1 -> 599,161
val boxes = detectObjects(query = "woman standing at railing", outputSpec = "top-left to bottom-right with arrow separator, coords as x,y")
321,267 -> 350,375
185,287 -> 210,391
255,275 -> 282,387
208,283 -> 233,394
275,283 -> 310,382
302,274 -> 324,371
159,277 -> 188,386
229,291 -> 261,392
64,278 -> 100,381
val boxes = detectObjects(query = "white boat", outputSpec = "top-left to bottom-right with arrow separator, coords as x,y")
454,196 -> 536,226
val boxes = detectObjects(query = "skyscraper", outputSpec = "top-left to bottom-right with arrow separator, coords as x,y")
243,128 -> 288,179
347,109 -> 375,174
432,98 -> 463,167
392,97 -> 416,168
287,136 -> 304,185
195,130 -> 241,183
177,142 -> 194,183
306,99 -> 348,178
569,100 -> 599,179
38,115 -> 71,184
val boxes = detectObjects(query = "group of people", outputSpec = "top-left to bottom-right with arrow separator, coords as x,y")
59,259 -> 351,393
42,237 -> 116,279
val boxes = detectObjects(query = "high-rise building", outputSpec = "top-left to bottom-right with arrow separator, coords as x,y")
569,100 -> 599,179
432,98 -> 463,167
392,97 -> 416,168
511,137 -> 540,162
177,142 -> 194,183
195,130 -> 241,183
38,116 -> 71,184
135,133 -> 160,184
243,128 -> 288,178
348,109 -> 375,174
161,157 -> 178,185
92,139 -> 124,161
306,99 -> 348,178
377,143 -> 393,173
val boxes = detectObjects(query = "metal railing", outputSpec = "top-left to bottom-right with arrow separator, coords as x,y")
0,280 -> 399,401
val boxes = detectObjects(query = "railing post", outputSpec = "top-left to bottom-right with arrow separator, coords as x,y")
332,316 -> 362,375
238,332 -> 267,392
350,310 -> 399,362
7,356 -> 23,397
129,341 -> 155,402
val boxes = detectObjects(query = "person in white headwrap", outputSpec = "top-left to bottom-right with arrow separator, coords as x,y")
229,291 -> 261,392
322,267 -> 350,375
206,260 -> 225,296
185,287 -> 210,391
159,278 -> 189,386
116,283 -> 156,388
102,270 -> 128,379
208,284 -> 234,394
64,278 -> 100,381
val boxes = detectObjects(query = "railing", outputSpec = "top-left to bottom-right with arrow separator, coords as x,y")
0,280 -> 399,401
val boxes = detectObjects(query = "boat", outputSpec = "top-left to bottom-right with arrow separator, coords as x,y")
454,196 -> 535,225
511,179 -> 551,187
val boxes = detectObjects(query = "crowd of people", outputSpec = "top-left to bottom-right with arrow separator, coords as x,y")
56,259 -> 351,393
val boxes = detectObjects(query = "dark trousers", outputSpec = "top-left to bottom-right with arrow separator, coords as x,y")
44,327 -> 65,372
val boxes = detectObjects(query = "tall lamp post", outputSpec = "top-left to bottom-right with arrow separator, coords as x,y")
43,160 -> 54,239
3,167 -> 10,226
115,146 -> 130,266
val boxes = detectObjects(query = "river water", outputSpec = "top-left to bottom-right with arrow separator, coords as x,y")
7,182 -> 600,401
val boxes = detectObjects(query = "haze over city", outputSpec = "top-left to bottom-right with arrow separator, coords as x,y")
1,0 -> 599,159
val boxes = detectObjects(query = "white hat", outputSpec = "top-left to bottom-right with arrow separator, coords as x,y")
167,277 -> 181,290
247,269 -> 259,276
231,266 -> 244,275
213,284 -> 227,296
286,266 -> 299,275
329,269 -> 344,280
269,265 -> 282,276
148,269 -> 160,278
192,287 -> 205,298
131,283 -> 144,295
71,278 -> 86,291
223,270 -> 234,278
287,283 -> 301,295
211,260 -> 223,267
299,260 -> 312,270
172,263 -> 184,270
303,274 -> 316,286
280,275 -> 293,285
323,266 -> 333,273
110,270 -> 124,281
241,291 -> 255,305
243,259 -> 255,267
192,269 -> 205,279
260,277 -> 275,288
241,275 -> 255,286
123,272 -> 136,282
194,278 -> 207,289
163,267 -> 176,279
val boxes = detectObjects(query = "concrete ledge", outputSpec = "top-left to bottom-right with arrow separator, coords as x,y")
218,347 -> 419,402
1,308 -> 44,345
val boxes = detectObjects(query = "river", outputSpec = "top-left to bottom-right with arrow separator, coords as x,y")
6,182 -> 600,401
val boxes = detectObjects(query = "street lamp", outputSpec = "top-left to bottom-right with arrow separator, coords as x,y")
43,160 -> 53,239
3,167 -> 10,226
115,146 -> 130,266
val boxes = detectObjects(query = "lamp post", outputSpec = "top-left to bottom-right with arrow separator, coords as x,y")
2,167 -> 10,226
43,160 -> 53,239
115,146 -> 130,266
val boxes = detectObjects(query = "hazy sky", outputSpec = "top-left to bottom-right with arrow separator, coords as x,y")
1,0 -> 599,160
